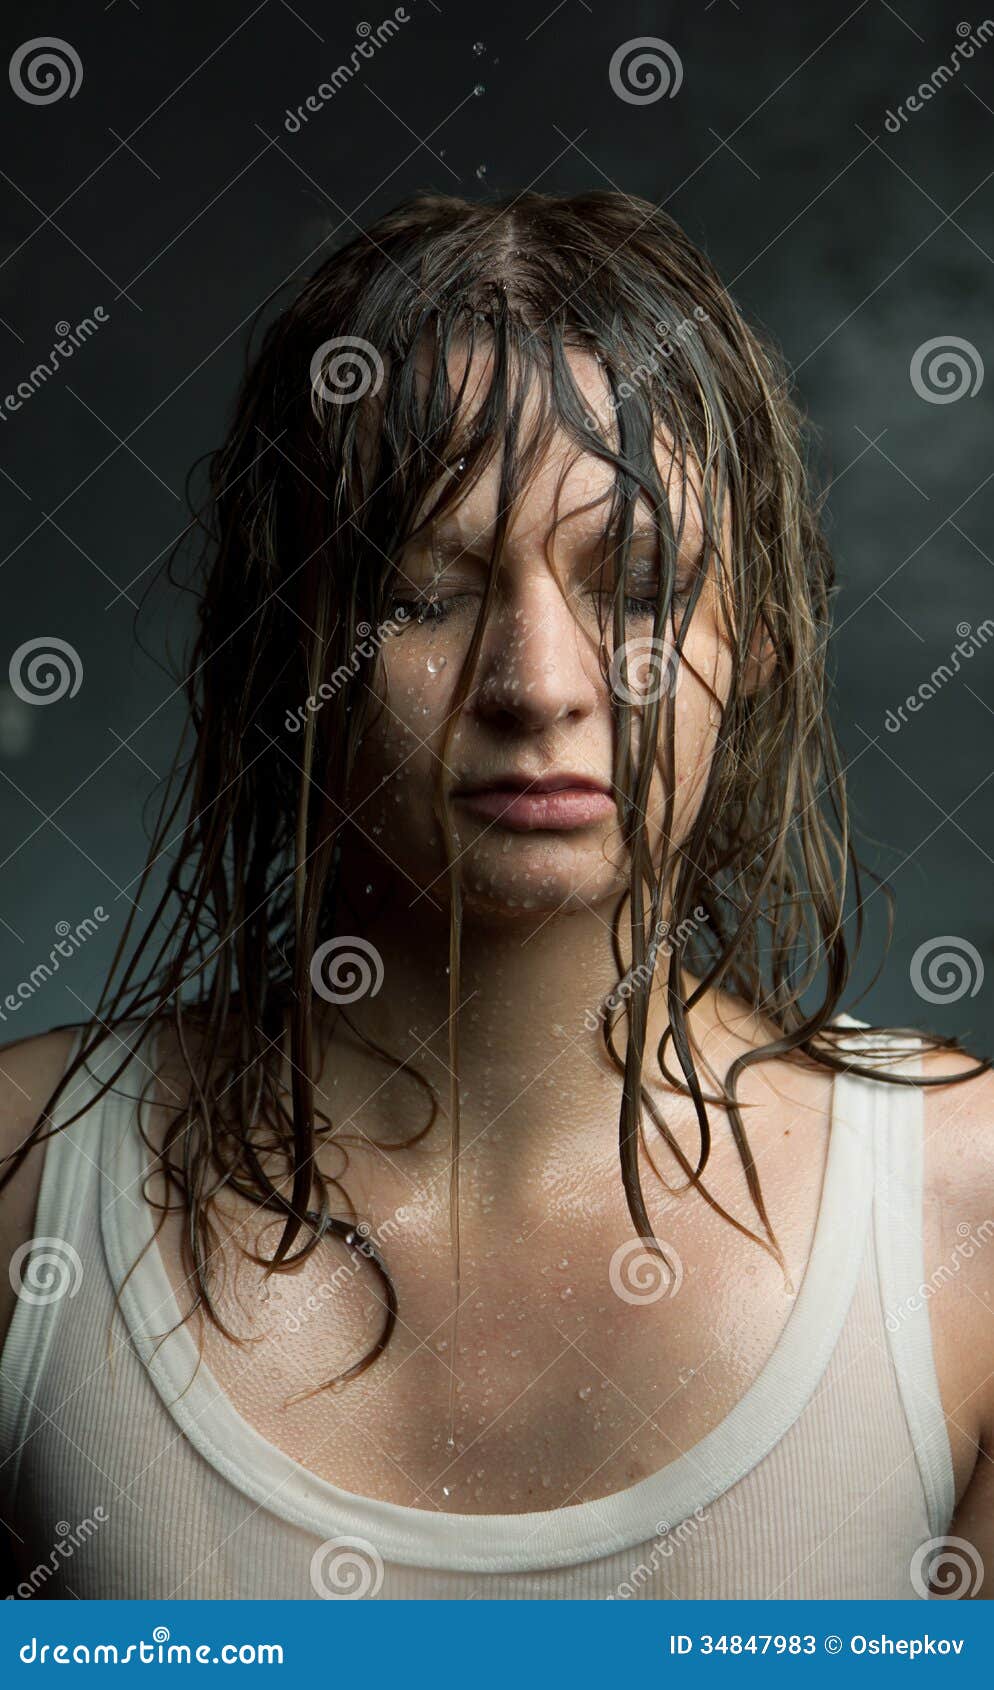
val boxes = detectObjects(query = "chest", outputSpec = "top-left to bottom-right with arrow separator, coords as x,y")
152,1150 -> 817,1515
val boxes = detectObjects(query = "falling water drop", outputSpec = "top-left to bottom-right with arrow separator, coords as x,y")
473,41 -> 485,56
475,164 -> 488,180
473,83 -> 485,96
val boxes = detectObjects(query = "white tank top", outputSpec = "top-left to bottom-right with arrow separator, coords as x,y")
0,1019 -> 955,1600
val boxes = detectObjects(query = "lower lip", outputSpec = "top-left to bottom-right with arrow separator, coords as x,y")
455,787 -> 615,831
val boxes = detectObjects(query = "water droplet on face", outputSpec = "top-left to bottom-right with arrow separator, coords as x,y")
427,654 -> 447,675
560,1286 -> 574,1301
577,1385 -> 593,1401
441,1485 -> 452,1498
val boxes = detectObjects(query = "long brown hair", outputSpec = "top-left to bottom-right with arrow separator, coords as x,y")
3,188 -> 986,1388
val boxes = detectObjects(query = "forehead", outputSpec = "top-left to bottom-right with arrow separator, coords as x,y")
399,336 -> 710,554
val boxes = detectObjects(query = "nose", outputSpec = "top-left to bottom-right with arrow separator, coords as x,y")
470,570 -> 600,733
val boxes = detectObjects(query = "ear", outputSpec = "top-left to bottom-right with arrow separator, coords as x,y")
743,613 -> 777,694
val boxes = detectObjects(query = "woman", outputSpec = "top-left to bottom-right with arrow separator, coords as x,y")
1,190 -> 992,1602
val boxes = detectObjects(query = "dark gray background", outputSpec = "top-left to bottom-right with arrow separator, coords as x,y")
1,0 -> 991,1050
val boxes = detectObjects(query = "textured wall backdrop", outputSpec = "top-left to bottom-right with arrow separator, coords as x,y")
0,0 -> 991,1048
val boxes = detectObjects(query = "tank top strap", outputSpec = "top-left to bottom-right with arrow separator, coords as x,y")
0,1024 -> 94,1475
834,1016 -> 955,1539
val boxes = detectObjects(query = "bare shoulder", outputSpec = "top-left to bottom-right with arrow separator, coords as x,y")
0,1025 -> 82,1351
920,1042 -> 994,1267
914,1042 -> 994,1585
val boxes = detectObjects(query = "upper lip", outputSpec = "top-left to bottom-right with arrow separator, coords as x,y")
453,771 -> 613,796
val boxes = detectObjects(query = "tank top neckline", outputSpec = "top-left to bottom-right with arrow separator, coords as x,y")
97,1017 -> 879,1573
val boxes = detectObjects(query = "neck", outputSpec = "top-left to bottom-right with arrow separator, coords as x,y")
313,879 -> 682,1166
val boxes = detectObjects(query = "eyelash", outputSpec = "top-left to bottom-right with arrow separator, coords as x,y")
392,589 -> 684,627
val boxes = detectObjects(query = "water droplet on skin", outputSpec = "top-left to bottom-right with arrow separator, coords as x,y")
427,654 -> 447,675
510,1347 -> 522,1357
558,1258 -> 569,1269
560,1286 -> 574,1301
442,1485 -> 452,1498
577,1385 -> 593,1401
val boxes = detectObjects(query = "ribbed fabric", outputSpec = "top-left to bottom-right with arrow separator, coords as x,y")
0,1019 -> 955,1600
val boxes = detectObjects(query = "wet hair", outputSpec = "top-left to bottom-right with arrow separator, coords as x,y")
3,189 -> 987,1390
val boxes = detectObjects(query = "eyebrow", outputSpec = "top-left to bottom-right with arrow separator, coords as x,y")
427,515 -> 691,557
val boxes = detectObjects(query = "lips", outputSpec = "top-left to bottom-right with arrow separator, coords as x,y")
454,772 -> 612,798
452,772 -> 615,832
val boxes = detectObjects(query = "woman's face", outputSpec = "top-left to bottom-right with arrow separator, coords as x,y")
346,344 -> 734,923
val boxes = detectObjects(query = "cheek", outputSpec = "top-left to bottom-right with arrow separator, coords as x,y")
356,645 -> 461,789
